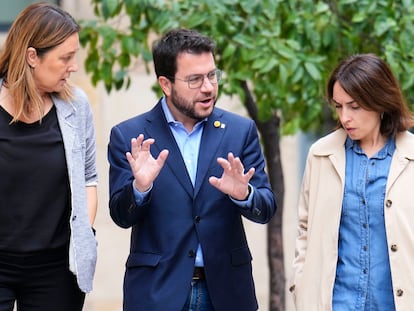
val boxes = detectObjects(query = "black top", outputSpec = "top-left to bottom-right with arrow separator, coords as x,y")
0,105 -> 71,253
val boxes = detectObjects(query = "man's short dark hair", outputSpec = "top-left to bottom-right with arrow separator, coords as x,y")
152,28 -> 216,81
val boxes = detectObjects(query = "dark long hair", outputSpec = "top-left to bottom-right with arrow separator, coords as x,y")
327,53 -> 414,136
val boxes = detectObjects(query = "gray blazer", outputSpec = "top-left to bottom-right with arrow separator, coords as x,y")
53,87 -> 98,293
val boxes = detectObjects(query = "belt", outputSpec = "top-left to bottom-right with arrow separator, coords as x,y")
192,267 -> 205,281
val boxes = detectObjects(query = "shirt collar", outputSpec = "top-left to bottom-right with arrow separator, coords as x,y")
161,96 -> 207,128
345,135 -> 396,158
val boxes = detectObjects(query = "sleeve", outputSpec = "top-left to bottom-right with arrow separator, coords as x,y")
108,124 -> 149,228
237,119 -> 277,224
84,100 -> 98,186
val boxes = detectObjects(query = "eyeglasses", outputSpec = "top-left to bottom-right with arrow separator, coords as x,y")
169,69 -> 222,89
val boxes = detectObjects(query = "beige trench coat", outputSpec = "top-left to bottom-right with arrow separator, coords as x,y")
290,129 -> 414,311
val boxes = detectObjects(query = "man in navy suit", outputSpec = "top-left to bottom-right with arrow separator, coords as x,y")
108,28 -> 277,311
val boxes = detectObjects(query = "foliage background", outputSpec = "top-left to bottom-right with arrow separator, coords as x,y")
81,0 -> 414,133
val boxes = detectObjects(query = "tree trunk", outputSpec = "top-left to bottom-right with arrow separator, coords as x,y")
263,116 -> 285,311
241,82 -> 286,311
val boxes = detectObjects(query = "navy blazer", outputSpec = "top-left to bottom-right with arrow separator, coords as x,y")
108,99 -> 276,311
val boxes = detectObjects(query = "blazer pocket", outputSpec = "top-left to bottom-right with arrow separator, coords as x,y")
230,246 -> 252,266
126,252 -> 161,268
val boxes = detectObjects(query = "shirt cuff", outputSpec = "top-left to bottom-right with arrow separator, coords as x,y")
132,181 -> 152,205
230,184 -> 254,208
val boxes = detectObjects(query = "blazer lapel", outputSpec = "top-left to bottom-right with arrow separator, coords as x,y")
53,95 -> 76,179
194,109 -> 226,197
144,102 -> 194,197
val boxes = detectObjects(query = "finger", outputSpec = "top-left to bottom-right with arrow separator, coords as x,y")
140,138 -> 155,154
131,136 -> 154,158
226,152 -> 236,167
136,134 -> 145,145
227,155 -> 245,175
216,157 -> 230,170
156,149 -> 169,166
130,138 -> 141,158
208,176 -> 220,188
126,152 -> 136,170
232,157 -> 244,173
244,167 -> 255,180
131,134 -> 145,154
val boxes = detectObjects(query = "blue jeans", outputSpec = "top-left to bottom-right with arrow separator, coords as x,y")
181,280 -> 214,311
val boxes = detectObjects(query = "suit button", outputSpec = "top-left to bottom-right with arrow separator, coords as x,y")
195,216 -> 201,223
386,200 -> 392,208
390,244 -> 398,252
188,250 -> 196,258
396,289 -> 404,296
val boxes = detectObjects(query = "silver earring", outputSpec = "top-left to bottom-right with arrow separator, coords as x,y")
380,112 -> 384,120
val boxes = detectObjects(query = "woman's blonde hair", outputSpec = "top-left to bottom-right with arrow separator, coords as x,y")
0,2 -> 80,122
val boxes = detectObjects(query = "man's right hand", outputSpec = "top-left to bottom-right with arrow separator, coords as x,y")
126,134 -> 169,192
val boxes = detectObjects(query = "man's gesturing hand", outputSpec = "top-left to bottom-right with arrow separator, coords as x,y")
209,152 -> 255,200
126,134 -> 169,192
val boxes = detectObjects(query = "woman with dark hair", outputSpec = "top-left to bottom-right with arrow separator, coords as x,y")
0,2 -> 98,310
290,53 -> 414,310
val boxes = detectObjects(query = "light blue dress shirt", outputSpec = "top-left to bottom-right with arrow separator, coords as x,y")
133,97 -> 253,267
332,137 -> 396,310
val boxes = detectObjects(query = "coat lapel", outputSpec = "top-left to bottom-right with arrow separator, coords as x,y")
194,109 -> 226,197
53,95 -> 76,180
387,132 -> 414,192
144,102 -> 194,197
314,129 -> 347,187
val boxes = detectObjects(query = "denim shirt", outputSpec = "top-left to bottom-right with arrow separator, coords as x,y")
333,137 -> 396,311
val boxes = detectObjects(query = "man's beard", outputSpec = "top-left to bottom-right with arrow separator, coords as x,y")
170,88 -> 215,122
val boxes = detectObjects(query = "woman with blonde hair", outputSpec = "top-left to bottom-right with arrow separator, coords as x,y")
0,2 -> 97,310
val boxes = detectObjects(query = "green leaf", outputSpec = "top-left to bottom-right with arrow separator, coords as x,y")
352,12 -> 366,23
375,18 -> 397,37
304,62 -> 322,81
101,0 -> 120,19
291,65 -> 304,84
279,63 -> 288,85
222,44 -> 237,60
97,25 -> 118,51
276,44 -> 295,59
259,58 -> 279,74
118,53 -> 131,67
